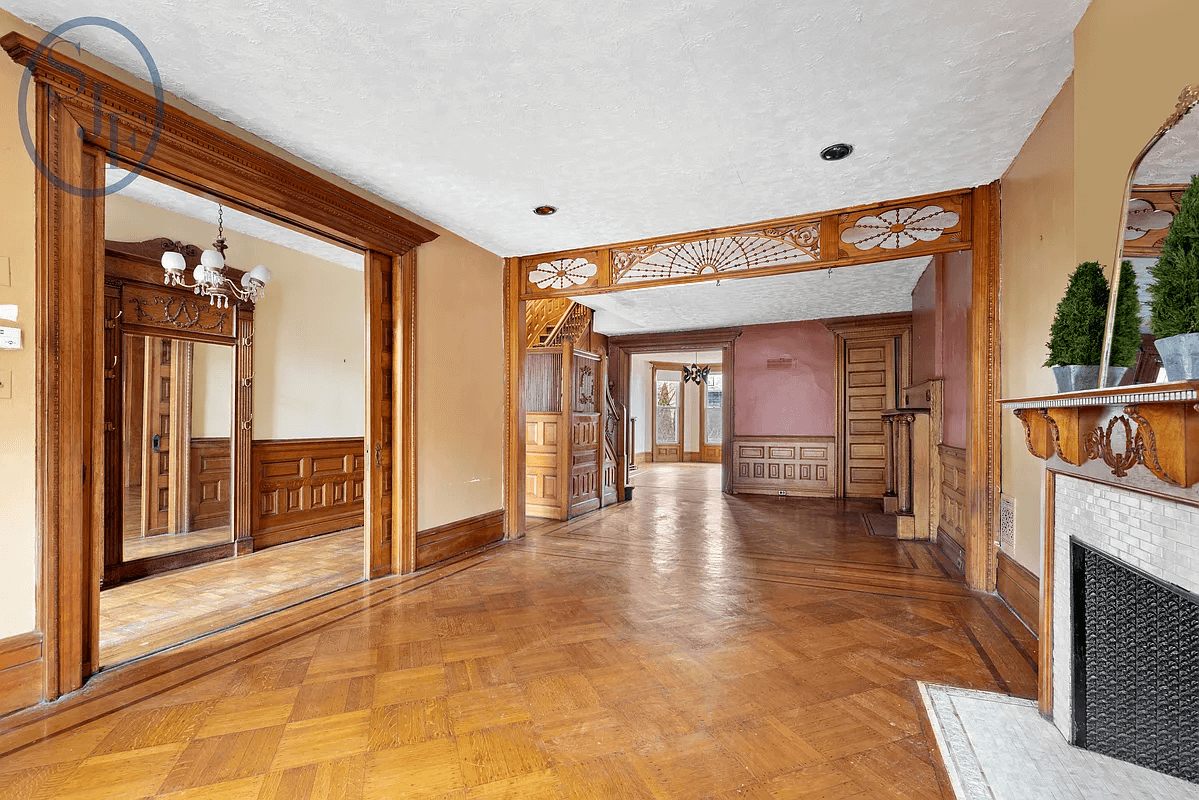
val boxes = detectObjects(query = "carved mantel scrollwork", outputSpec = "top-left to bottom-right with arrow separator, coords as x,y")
1004,384 -> 1199,489
1083,415 -> 1141,479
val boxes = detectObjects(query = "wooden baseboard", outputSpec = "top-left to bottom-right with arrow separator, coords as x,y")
0,632 -> 43,718
997,551 -> 1039,636
416,510 -> 504,569
936,528 -> 965,576
634,452 -> 650,464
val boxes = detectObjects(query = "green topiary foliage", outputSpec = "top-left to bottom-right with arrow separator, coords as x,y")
1110,261 -> 1143,369
1149,174 -> 1199,339
1045,261 -> 1110,367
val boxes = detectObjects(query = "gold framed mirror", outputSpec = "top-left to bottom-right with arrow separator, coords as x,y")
1099,85 -> 1199,386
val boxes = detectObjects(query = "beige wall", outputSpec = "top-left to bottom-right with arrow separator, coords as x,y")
0,7 -> 503,640
0,11 -> 37,639
106,194 -> 366,440
999,0 -> 1199,576
415,232 -> 504,530
1000,78 -> 1075,576
191,341 -> 233,439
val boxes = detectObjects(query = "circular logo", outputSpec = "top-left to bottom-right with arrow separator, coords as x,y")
17,16 -> 165,198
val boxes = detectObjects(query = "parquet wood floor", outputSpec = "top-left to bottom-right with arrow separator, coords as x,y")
3,465 -> 1035,799
101,528 -> 365,668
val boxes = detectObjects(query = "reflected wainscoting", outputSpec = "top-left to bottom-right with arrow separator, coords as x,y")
937,444 -> 968,574
731,435 -> 836,497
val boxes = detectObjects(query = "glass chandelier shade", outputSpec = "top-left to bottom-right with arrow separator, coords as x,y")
159,205 -> 272,307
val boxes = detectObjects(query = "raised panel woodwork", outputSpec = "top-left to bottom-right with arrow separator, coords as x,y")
251,438 -> 365,550
938,444 -> 968,551
570,410 -> 602,517
842,336 -> 898,498
415,510 -> 504,569
732,436 -> 836,497
526,413 -> 563,519
189,438 -> 231,530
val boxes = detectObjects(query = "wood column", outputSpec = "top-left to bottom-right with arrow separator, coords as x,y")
967,182 -> 1002,591
896,414 -> 914,514
559,339 -> 574,521
883,415 -> 896,503
231,310 -> 254,556
504,258 -> 527,538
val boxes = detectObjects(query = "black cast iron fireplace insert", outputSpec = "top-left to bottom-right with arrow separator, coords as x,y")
1071,539 -> 1199,783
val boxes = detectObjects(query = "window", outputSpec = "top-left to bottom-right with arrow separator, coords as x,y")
704,372 -> 722,444
655,380 -> 678,444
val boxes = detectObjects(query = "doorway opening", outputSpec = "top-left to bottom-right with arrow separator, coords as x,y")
98,167 -> 367,667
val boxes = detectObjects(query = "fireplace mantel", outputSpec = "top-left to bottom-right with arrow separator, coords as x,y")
1002,381 -> 1199,489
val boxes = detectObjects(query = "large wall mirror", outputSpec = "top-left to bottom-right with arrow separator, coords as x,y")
1100,85 -> 1199,386
119,335 -> 233,562
102,238 -> 255,586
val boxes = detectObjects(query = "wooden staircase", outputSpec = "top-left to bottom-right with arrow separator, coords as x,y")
526,298 -> 573,348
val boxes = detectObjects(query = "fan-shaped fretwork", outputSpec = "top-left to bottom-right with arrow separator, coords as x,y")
613,225 -> 819,284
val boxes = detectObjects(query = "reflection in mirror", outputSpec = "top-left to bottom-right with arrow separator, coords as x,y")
121,335 -> 233,561
1101,86 -> 1199,387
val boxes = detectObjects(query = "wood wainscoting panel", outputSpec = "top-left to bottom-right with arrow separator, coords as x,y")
415,510 -> 504,569
0,632 -> 43,717
526,413 -> 563,519
732,436 -> 836,497
251,438 -> 365,550
938,444 -> 967,572
997,551 -> 1040,637
189,438 -> 231,531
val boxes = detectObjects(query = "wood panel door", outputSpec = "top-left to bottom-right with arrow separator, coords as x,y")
569,351 -> 602,517
141,337 -> 174,536
843,337 -> 897,498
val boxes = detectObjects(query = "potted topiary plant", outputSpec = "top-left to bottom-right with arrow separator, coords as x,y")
1044,261 -> 1130,391
1110,260 -> 1143,378
1149,174 -> 1199,379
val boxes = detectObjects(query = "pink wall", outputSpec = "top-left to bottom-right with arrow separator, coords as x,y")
942,251 -> 972,449
734,321 -> 836,437
909,253 -> 971,449
911,259 -> 941,385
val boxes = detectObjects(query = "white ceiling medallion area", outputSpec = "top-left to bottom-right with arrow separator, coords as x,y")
10,1 -> 1088,255
106,168 -> 364,271
577,256 -> 932,336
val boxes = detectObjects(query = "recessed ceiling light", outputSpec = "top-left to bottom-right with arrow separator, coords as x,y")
533,205 -> 557,216
820,143 -> 854,161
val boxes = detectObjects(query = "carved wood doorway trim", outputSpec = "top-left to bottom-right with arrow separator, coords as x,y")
4,33 -> 437,701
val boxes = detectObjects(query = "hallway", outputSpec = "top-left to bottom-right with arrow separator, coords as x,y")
0,484 -> 1034,799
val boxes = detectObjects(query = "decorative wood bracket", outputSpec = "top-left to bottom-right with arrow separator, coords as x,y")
1004,382 -> 1199,489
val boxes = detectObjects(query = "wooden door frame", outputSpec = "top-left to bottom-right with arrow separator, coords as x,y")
649,362 -> 685,463
699,365 -> 724,463
827,313 -> 913,499
5,33 -> 437,701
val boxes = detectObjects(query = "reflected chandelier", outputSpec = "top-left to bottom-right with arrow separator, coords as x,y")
160,205 -> 272,308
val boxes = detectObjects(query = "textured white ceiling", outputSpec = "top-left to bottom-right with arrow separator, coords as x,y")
1136,106 -> 1199,185
106,167 -> 364,270
578,256 -> 931,335
9,1 -> 1087,256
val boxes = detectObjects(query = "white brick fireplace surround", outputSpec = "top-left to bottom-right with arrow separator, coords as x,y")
1051,473 -> 1199,741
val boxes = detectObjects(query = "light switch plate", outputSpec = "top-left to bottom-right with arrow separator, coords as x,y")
0,327 -> 22,350
0,370 -> 10,400
0,257 -> 9,287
